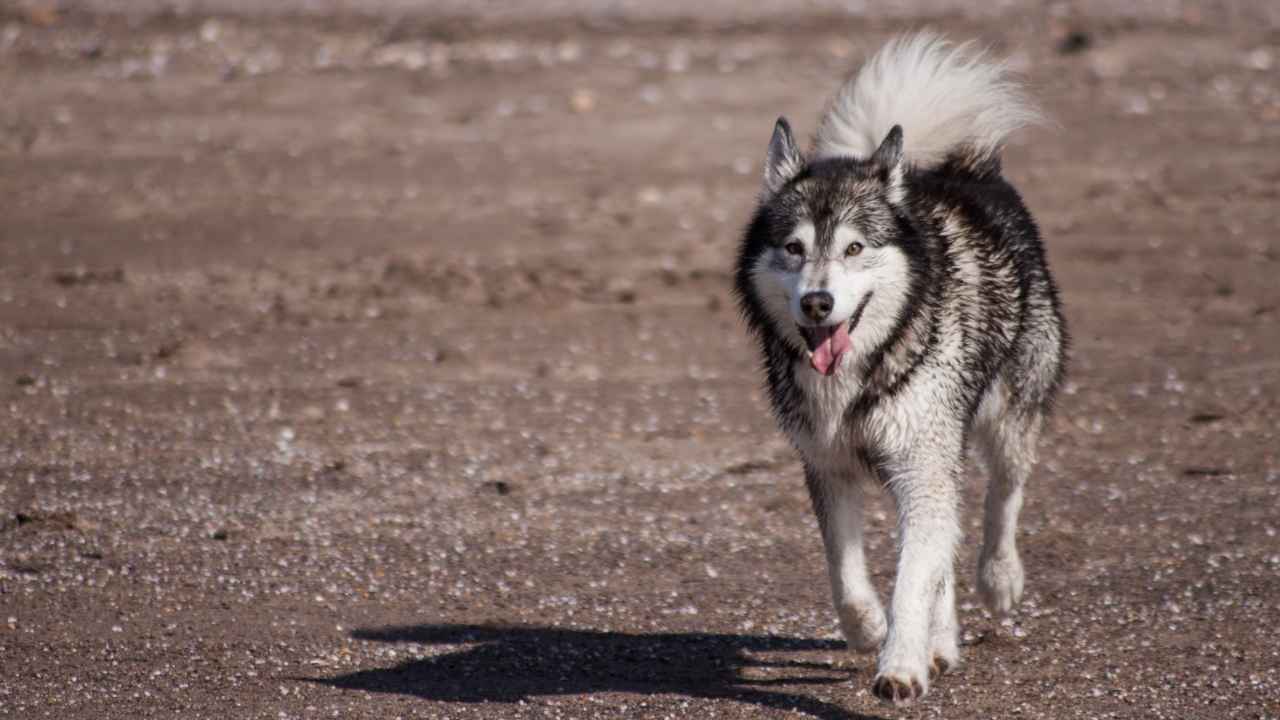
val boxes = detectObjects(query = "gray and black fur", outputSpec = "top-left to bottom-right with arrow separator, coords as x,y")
732,33 -> 1066,705
737,126 -> 1065,431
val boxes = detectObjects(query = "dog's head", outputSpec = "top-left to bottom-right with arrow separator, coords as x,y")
737,118 -> 923,378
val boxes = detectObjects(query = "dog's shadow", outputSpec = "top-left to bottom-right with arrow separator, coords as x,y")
312,623 -> 885,720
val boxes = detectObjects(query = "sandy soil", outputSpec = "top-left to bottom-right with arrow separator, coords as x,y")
2,2 -> 1278,718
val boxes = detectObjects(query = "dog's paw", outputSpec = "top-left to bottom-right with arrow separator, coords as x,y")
928,635 -> 960,679
978,551 -> 1024,617
872,667 -> 928,706
928,650 -> 958,679
838,600 -> 887,653
927,655 -> 950,680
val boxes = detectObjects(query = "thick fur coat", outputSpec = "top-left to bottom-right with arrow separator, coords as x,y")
733,32 -> 1066,705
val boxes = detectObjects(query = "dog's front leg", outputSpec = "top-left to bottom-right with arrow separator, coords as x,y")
804,466 -> 887,656
873,459 -> 961,705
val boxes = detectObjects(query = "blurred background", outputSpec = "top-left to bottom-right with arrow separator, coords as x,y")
2,1 -> 1278,718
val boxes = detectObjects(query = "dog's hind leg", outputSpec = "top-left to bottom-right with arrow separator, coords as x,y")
805,466 -> 887,655
975,409 -> 1041,617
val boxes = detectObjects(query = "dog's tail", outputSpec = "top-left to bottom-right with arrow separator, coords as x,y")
814,32 -> 1042,174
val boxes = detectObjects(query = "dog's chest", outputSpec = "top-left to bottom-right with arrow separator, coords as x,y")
789,362 -> 871,473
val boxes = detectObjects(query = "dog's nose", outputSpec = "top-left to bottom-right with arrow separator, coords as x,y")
800,291 -> 834,322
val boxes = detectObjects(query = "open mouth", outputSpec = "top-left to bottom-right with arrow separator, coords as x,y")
798,292 -> 873,377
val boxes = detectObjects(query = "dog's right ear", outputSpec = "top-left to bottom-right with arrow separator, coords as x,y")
762,117 -> 803,200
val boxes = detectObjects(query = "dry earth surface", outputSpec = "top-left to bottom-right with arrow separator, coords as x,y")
2,1 -> 1279,718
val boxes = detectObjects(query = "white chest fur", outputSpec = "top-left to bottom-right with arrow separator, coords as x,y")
789,356 -> 868,475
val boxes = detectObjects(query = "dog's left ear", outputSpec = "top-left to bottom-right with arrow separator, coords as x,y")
762,117 -> 803,200
871,125 -> 906,205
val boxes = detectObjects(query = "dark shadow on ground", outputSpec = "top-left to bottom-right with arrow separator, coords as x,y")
312,623 -> 885,720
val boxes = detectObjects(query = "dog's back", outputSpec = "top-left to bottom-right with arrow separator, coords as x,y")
869,146 -> 1067,422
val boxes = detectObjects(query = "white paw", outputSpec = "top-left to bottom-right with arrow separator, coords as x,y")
874,640 -> 931,705
872,661 -> 929,706
928,633 -> 960,679
837,599 -> 887,653
978,551 -> 1024,617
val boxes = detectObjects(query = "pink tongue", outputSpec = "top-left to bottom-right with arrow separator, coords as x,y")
810,324 -> 852,376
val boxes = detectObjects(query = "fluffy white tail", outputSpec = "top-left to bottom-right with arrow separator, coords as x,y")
814,32 -> 1042,170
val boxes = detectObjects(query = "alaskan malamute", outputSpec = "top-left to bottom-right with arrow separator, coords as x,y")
734,32 -> 1066,705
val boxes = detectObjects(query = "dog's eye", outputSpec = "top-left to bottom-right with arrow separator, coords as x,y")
845,242 -> 864,257
784,241 -> 805,256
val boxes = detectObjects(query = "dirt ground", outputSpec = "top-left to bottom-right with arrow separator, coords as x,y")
2,2 -> 1279,718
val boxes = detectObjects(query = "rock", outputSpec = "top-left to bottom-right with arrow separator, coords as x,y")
1057,30 -> 1093,55
569,89 -> 595,113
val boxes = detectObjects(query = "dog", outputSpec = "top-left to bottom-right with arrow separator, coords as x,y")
733,32 -> 1066,705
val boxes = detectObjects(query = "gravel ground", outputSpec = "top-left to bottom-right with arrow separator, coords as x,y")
1,2 -> 1279,718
